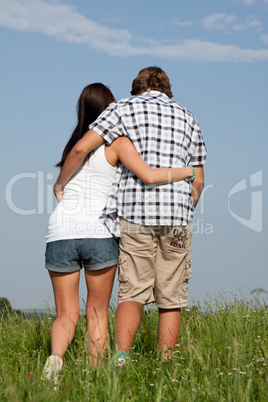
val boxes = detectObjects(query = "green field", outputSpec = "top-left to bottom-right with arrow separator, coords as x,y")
0,296 -> 267,401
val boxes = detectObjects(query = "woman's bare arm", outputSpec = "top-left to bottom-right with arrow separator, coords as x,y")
110,137 -> 194,185
53,130 -> 104,201
191,166 -> 204,207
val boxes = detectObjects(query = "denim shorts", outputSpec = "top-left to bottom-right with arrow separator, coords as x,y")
45,238 -> 119,273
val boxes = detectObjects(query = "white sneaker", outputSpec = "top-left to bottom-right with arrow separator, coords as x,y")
42,355 -> 63,386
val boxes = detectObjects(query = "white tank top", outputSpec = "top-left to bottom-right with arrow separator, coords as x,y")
46,145 -> 117,242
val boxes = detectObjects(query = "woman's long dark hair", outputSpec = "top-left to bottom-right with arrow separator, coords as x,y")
56,83 -> 115,168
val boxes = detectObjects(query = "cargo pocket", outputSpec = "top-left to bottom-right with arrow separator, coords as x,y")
118,254 -> 130,297
184,253 -> 192,281
178,253 -> 192,299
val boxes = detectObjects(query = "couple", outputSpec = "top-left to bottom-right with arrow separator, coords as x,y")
43,67 -> 206,383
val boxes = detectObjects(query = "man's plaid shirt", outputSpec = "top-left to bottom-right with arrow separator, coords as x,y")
89,91 -> 207,237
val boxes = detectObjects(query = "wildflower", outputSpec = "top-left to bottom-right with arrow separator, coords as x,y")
239,371 -> 246,375
218,372 -> 224,375
172,379 -> 178,383
150,384 -> 154,386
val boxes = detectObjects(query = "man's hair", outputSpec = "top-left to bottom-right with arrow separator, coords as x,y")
131,66 -> 173,98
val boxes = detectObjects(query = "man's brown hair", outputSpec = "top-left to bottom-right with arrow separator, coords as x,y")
131,66 -> 173,98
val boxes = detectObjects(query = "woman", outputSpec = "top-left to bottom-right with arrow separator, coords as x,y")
43,83 -> 195,383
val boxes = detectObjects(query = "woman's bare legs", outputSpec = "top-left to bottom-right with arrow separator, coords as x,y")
84,265 -> 116,367
49,270 -> 80,359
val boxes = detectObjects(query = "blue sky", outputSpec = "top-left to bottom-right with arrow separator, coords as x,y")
1,0 -> 267,310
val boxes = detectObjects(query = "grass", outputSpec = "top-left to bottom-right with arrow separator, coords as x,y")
0,296 -> 267,401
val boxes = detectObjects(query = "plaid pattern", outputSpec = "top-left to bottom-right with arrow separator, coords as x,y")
89,91 -> 207,236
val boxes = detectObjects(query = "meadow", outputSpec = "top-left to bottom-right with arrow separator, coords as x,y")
0,295 -> 267,401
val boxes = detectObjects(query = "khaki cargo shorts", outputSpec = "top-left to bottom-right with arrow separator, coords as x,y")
118,219 -> 193,309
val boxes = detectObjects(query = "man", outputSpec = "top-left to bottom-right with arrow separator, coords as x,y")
54,67 -> 206,359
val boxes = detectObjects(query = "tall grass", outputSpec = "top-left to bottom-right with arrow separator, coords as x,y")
0,296 -> 267,401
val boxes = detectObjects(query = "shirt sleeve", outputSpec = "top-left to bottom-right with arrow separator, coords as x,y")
89,103 -> 125,145
189,118 -> 207,166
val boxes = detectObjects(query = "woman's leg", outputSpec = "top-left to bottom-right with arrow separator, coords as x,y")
84,265 -> 116,367
49,270 -> 80,359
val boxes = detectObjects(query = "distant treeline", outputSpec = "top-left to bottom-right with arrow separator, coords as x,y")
0,298 -> 47,320
0,298 -> 14,318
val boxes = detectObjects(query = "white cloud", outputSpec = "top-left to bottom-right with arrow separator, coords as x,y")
203,13 -> 262,32
0,0 -> 132,52
148,40 -> 268,62
203,13 -> 237,30
232,15 -> 262,30
260,33 -> 268,43
0,0 -> 267,63
171,17 -> 194,28
241,0 -> 258,6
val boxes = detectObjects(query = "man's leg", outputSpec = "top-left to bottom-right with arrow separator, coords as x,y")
115,220 -> 156,355
116,301 -> 143,354
155,223 -> 193,354
157,308 -> 181,352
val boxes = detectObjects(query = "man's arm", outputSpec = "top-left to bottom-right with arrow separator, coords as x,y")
53,130 -> 104,201
191,165 -> 204,208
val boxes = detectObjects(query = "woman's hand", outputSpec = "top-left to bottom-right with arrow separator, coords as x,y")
53,182 -> 64,202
